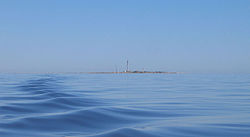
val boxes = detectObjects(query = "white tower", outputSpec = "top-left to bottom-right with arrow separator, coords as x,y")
126,60 -> 129,72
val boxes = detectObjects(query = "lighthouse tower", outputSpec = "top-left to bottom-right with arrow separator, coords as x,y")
126,60 -> 129,72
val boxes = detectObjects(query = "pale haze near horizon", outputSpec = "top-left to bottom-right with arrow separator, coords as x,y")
0,0 -> 249,73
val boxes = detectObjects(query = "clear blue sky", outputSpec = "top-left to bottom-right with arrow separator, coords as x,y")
0,0 -> 249,73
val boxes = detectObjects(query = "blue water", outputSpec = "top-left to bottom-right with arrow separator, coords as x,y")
0,74 -> 250,137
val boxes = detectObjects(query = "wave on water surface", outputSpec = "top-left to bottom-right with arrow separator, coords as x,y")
0,74 -> 250,137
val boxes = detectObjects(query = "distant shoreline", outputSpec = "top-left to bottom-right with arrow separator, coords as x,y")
87,71 -> 179,74
0,71 -> 182,74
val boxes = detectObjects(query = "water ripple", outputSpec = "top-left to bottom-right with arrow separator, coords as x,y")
0,74 -> 250,136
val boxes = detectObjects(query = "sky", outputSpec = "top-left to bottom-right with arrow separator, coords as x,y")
0,0 -> 250,73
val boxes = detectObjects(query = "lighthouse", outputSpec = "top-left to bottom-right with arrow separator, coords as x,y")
126,60 -> 129,72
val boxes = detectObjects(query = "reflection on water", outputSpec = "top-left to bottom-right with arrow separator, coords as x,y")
0,74 -> 250,137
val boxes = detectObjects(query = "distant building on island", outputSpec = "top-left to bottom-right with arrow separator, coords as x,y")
125,60 -> 129,72
118,60 -> 177,74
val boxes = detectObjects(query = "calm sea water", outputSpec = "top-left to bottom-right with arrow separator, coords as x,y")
0,73 -> 250,137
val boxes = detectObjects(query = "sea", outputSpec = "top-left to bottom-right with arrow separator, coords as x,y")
0,73 -> 250,137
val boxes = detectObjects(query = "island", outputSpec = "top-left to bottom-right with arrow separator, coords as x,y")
87,60 -> 179,74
